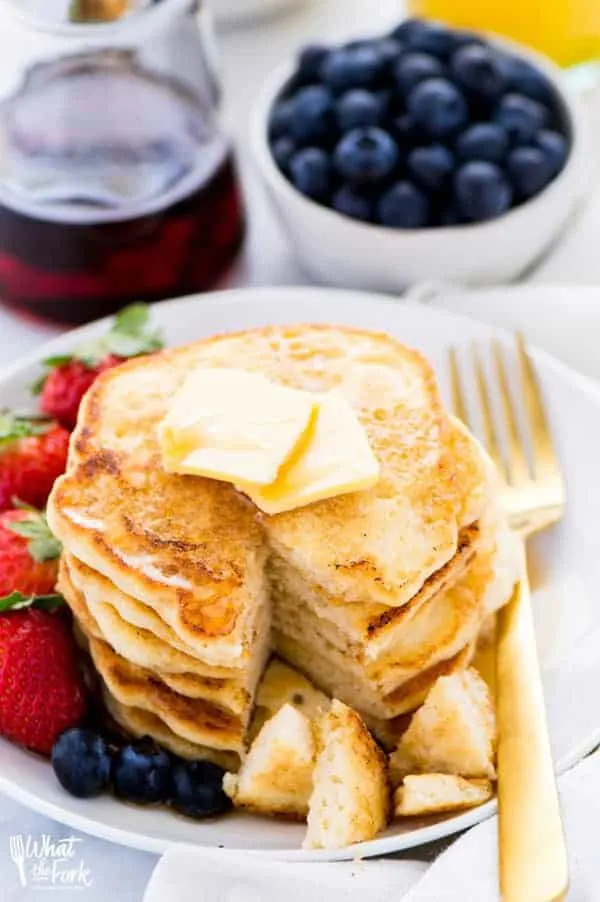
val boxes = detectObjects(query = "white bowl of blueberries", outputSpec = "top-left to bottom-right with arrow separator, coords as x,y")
251,18 -> 590,290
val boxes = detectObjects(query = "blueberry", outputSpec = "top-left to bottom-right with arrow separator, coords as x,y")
377,181 -> 430,227
438,202 -> 464,226
320,46 -> 384,94
112,737 -> 171,805
269,100 -> 294,139
393,52 -> 445,96
392,113 -> 427,148
451,44 -> 507,101
332,184 -> 373,221
171,759 -> 232,819
507,146 -> 554,198
535,129 -> 568,176
51,728 -> 112,799
407,144 -> 454,191
494,93 -> 549,143
334,127 -> 400,184
376,38 -> 404,68
455,161 -> 513,221
499,55 -> 554,104
407,78 -> 468,138
289,147 -> 332,199
336,89 -> 386,131
390,18 -> 427,43
298,44 -> 330,82
456,123 -> 509,164
271,136 -> 296,173
404,21 -> 457,59
289,86 -> 335,145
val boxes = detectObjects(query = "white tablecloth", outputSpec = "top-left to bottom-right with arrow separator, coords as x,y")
1,1 -> 600,899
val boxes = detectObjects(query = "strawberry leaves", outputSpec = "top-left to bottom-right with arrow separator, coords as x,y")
77,303 -> 163,367
0,591 -> 64,613
31,303 -> 163,394
8,505 -> 62,562
0,411 -> 52,444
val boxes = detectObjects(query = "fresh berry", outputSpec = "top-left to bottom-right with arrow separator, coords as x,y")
0,506 -> 61,603
0,414 -> 69,512
271,22 -> 569,227
494,93 -> 549,143
390,18 -> 427,43
336,89 -> 386,131
376,38 -> 404,68
456,122 -> 509,164
0,608 -> 87,755
334,127 -> 400,183
391,113 -> 427,148
332,185 -> 373,222
455,161 -> 513,221
289,148 -> 331,200
289,86 -> 335,145
39,358 -> 120,432
320,46 -> 384,94
535,129 -> 568,176
52,728 -> 112,798
393,52 -> 444,96
403,21 -> 456,58
170,759 -> 232,819
112,737 -> 172,805
271,136 -> 296,173
499,55 -> 554,104
35,304 -> 163,430
377,181 -> 431,227
507,146 -> 554,198
269,100 -> 295,139
407,78 -> 469,138
451,44 -> 507,101
407,144 -> 454,191
297,44 -> 330,83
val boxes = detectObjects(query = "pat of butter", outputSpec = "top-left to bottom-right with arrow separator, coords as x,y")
158,368 -> 318,486
238,390 -> 380,515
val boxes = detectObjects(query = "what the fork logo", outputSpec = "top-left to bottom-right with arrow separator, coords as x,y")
8,833 -> 93,890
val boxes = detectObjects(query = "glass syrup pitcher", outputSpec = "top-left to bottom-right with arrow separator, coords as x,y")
0,0 -> 245,323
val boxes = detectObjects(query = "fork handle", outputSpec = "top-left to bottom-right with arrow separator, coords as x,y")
496,543 -> 569,902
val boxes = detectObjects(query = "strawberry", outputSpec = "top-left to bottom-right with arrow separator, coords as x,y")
34,303 -> 163,429
0,607 -> 87,755
0,413 -> 70,512
0,506 -> 62,604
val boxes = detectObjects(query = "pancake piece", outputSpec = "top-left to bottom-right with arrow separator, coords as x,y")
394,774 -> 493,817
389,668 -> 497,784
303,700 -> 389,850
224,704 -> 316,818
249,658 -> 330,742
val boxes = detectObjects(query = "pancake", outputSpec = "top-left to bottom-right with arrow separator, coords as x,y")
86,635 -> 249,753
61,552 -> 270,685
58,558 -> 265,714
102,690 -> 240,770
49,326 -> 491,618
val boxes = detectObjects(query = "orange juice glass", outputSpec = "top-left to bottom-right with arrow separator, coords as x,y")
408,0 -> 600,67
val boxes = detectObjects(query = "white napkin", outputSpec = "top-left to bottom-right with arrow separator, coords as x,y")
144,752 -> 599,902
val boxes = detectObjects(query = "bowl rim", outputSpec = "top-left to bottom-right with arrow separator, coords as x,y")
250,30 -> 591,238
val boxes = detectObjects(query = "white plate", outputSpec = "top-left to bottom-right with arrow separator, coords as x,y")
0,287 -> 599,861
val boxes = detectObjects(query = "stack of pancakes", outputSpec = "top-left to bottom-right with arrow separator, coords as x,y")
47,325 -> 518,765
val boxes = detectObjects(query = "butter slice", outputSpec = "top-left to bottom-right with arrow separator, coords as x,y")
238,390 -> 380,515
158,368 -> 318,486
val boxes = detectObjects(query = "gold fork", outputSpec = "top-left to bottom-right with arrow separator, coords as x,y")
449,335 -> 568,902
